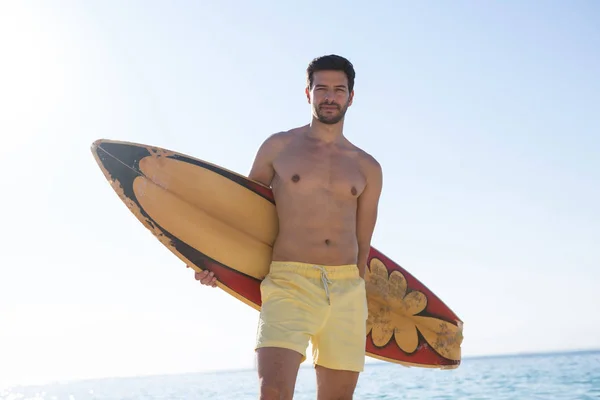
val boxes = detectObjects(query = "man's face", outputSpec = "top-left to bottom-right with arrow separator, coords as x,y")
306,70 -> 354,125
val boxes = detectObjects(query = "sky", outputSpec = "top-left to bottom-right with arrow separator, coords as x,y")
1,0 -> 599,388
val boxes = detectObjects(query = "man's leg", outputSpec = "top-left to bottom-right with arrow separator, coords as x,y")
315,365 -> 360,400
311,265 -> 368,400
255,262 -> 330,399
257,347 -> 303,400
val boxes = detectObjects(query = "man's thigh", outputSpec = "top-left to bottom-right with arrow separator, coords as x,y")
257,347 -> 303,400
311,274 -> 367,373
315,365 -> 360,400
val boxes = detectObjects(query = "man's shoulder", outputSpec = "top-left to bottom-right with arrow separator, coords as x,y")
350,143 -> 382,176
352,146 -> 383,194
261,125 -> 307,147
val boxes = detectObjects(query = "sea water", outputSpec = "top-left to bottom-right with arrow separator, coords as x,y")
2,350 -> 598,399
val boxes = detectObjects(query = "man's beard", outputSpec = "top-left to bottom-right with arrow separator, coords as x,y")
313,101 -> 349,125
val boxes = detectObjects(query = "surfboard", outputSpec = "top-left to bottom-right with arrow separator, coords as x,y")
91,138 -> 464,369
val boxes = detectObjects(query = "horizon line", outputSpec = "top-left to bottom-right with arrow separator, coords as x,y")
5,347 -> 598,390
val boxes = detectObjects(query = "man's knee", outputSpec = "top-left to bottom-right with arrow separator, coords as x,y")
315,364 -> 360,400
256,347 -> 303,400
316,384 -> 357,400
259,379 -> 294,400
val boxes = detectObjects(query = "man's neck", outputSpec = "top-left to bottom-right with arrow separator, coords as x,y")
306,118 -> 345,144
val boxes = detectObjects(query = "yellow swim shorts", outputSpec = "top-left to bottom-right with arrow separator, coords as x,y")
255,261 -> 368,372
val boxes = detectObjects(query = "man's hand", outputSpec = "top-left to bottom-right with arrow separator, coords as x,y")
187,265 -> 218,287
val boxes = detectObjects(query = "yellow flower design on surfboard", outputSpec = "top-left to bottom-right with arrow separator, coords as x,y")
365,258 -> 463,363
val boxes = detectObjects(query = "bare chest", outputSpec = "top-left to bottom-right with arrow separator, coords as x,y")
273,144 -> 366,198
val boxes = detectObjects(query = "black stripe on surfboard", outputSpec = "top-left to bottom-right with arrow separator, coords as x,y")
95,141 -> 150,203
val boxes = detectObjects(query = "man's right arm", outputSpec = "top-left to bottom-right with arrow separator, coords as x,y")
193,132 -> 285,287
247,132 -> 285,187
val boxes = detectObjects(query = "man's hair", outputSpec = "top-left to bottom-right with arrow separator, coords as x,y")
306,54 -> 355,92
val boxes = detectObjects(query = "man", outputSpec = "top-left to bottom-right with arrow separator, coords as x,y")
194,54 -> 383,399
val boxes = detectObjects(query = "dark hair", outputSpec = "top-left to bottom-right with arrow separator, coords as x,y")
306,54 -> 355,92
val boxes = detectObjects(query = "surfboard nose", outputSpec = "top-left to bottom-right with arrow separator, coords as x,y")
91,139 -> 152,172
90,139 -> 103,152
90,140 -> 154,203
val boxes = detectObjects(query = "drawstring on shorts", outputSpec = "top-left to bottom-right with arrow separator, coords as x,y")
314,265 -> 332,305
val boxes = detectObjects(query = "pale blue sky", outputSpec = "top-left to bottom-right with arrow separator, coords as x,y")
1,0 -> 599,388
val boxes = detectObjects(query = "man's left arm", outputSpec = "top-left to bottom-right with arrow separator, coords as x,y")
356,158 -> 383,278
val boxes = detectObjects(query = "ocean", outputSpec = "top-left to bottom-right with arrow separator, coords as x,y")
2,350 -> 599,399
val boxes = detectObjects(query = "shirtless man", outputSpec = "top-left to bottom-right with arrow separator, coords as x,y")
194,54 -> 383,399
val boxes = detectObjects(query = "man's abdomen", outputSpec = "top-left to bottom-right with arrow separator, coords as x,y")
272,212 -> 359,266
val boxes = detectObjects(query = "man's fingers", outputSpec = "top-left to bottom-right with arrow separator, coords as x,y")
205,273 -> 218,287
194,270 -> 218,287
194,270 -> 208,281
201,272 -> 214,284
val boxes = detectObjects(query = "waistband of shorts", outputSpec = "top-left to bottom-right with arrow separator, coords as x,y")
269,261 -> 359,279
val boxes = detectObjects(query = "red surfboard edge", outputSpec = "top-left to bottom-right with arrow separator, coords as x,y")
91,139 -> 464,369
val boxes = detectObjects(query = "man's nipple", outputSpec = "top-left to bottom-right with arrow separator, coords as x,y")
291,174 -> 300,183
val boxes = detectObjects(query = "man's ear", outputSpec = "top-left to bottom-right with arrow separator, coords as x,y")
305,86 -> 311,104
348,90 -> 354,106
